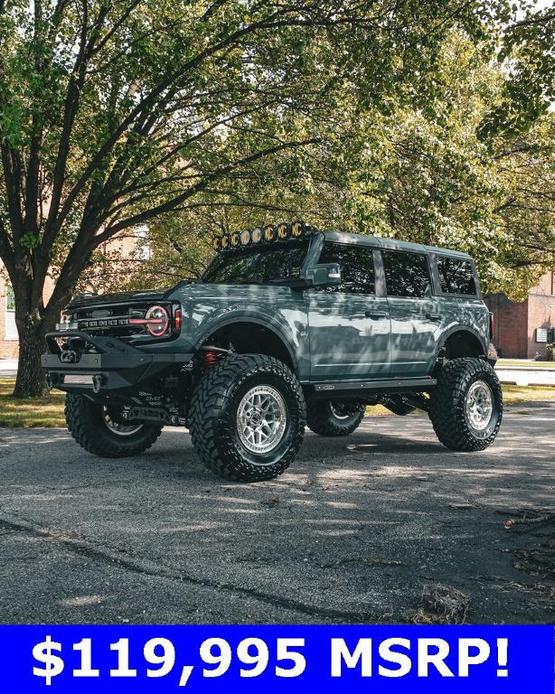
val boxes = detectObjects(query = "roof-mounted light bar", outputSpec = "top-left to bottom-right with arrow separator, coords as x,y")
213,220 -> 314,252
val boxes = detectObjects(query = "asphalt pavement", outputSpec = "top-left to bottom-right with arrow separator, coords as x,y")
0,406 -> 553,625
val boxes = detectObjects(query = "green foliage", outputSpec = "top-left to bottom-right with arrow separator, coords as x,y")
480,1 -> 555,139
124,31 -> 554,300
344,34 -> 554,300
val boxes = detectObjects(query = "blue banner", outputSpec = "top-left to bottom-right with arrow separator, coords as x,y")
3,625 -> 553,692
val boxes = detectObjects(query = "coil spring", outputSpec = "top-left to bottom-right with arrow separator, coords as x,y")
203,350 -> 219,369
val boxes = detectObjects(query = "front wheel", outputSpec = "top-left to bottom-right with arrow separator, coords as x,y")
428,358 -> 503,451
189,354 -> 306,482
65,394 -> 163,457
306,399 -> 366,437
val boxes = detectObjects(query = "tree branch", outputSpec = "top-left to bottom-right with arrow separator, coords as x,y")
96,137 -> 318,240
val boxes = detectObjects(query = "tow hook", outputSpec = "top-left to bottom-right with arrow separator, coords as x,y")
92,374 -> 104,394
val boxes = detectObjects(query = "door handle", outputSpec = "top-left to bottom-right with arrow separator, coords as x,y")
425,313 -> 441,321
365,311 -> 387,319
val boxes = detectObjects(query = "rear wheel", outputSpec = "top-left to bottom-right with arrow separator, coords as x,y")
189,354 -> 306,482
65,394 -> 163,457
306,399 -> 366,437
428,358 -> 502,451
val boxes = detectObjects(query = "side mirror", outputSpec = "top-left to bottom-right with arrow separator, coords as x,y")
305,263 -> 341,288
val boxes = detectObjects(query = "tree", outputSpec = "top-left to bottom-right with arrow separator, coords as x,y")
129,29 -> 554,302
106,144 -> 351,292
345,32 -> 555,300
0,0 -> 533,395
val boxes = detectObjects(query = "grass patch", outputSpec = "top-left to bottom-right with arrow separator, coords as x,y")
366,383 -> 555,417
365,404 -> 392,416
497,359 -> 555,369
0,378 -> 65,427
502,384 -> 555,405
0,378 -> 552,428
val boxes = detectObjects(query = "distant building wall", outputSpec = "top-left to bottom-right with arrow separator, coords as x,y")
527,271 -> 555,359
485,270 -> 555,359
0,273 -> 18,359
484,293 -> 529,358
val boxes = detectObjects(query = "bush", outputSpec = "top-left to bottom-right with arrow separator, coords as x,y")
546,343 -> 555,361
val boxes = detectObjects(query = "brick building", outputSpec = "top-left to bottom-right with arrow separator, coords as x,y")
485,270 -> 555,359
0,273 -> 18,358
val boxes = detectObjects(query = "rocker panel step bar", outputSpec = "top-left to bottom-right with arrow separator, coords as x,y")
310,377 -> 437,395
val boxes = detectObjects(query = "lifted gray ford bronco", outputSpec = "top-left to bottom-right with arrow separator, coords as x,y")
43,221 -> 502,482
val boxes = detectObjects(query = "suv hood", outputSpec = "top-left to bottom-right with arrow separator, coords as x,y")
67,287 -> 178,310
170,281 -> 297,301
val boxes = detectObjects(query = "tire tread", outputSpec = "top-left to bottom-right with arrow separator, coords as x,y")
189,354 -> 305,482
429,358 -> 503,451
65,394 -> 163,458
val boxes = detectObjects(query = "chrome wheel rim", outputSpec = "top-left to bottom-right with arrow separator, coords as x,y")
103,407 -> 143,436
236,385 -> 287,454
465,380 -> 494,431
329,402 -> 351,420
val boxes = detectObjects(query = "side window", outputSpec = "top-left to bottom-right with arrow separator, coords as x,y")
437,256 -> 477,295
382,250 -> 431,298
317,242 -> 375,294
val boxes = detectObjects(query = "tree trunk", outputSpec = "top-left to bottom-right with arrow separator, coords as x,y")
13,317 -> 50,398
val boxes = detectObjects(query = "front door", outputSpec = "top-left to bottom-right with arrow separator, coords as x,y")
307,242 -> 390,381
381,249 -> 441,377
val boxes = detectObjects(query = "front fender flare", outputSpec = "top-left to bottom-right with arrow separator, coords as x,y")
193,310 -> 300,374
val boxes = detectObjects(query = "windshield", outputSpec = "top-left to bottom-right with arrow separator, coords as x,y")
202,240 -> 310,285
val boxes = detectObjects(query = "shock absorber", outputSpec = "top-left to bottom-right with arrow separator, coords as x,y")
203,350 -> 219,369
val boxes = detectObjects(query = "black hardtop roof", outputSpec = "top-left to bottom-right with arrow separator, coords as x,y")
321,230 -> 473,259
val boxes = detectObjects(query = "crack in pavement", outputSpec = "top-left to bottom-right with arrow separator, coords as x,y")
0,512 -> 381,623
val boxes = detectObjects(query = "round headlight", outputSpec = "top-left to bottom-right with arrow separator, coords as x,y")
277,223 -> 289,240
291,220 -> 304,238
251,227 -> 262,244
221,235 -> 230,249
230,232 -> 240,248
212,237 -> 222,251
145,305 -> 169,337
264,225 -> 276,242
240,230 -> 251,246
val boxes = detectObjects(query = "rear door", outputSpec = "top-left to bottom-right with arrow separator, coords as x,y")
382,249 -> 441,377
307,242 -> 391,381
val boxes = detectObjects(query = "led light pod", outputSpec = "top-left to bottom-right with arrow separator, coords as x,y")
291,220 -> 304,238
264,225 -> 276,242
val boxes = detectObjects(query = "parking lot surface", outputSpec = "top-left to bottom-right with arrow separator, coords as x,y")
0,406 -> 553,624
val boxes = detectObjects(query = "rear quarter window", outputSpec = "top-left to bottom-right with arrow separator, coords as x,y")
437,256 -> 477,295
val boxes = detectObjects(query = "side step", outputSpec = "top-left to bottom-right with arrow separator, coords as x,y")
308,377 -> 436,399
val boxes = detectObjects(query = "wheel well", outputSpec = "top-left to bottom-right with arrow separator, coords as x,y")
442,330 -> 485,359
201,322 -> 295,372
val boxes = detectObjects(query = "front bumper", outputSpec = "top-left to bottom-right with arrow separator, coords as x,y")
42,331 -> 193,394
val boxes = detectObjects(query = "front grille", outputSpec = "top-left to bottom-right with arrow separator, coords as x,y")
71,303 -> 161,340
